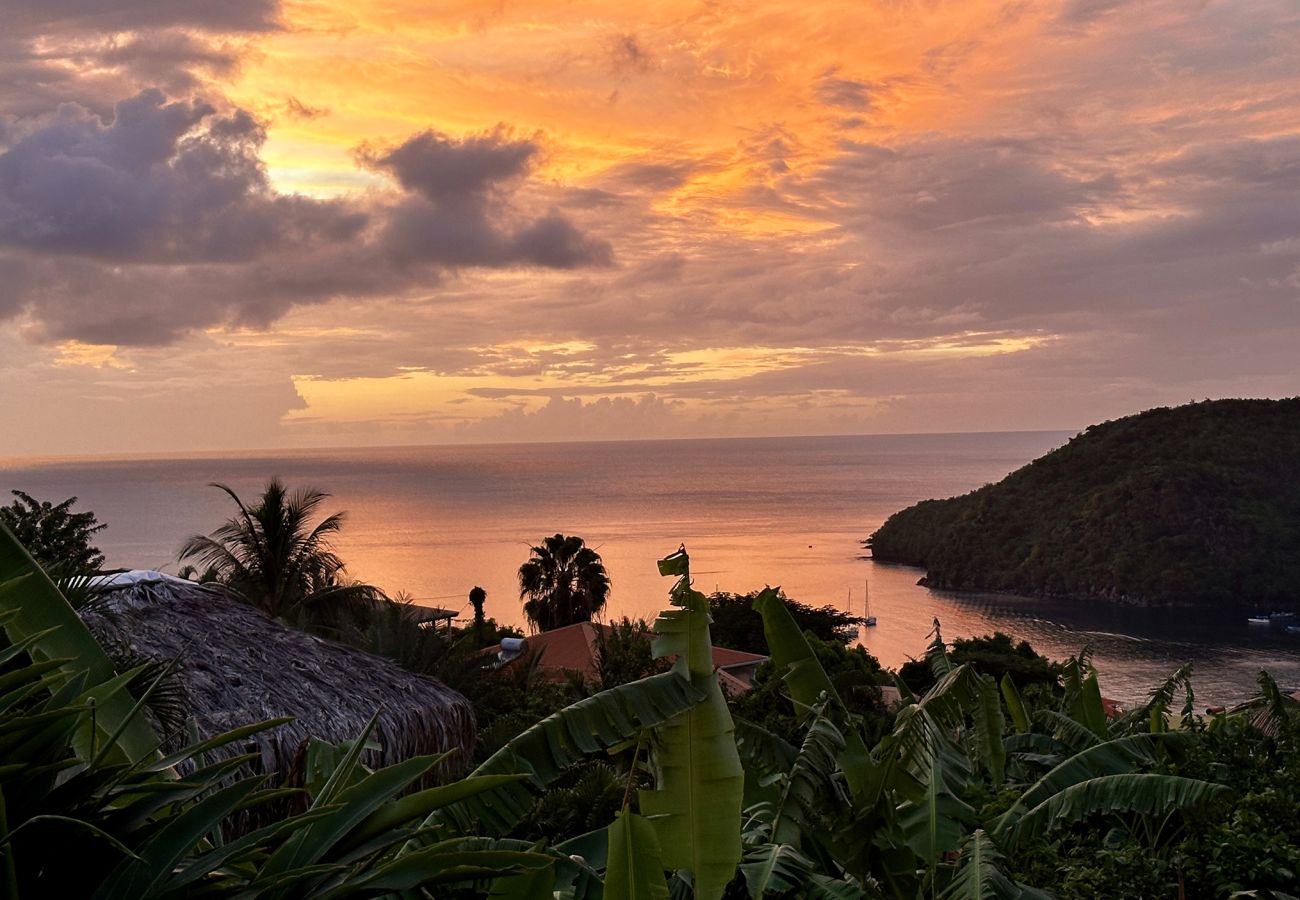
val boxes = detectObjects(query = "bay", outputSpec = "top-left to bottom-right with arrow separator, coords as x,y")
4,431 -> 1295,705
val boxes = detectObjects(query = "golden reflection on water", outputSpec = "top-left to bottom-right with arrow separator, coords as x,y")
5,433 -> 1295,705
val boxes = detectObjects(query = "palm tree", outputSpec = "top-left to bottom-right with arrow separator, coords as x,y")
469,585 -> 487,643
518,534 -> 611,632
179,478 -> 384,633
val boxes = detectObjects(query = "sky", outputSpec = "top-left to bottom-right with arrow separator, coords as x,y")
1,0 -> 1298,456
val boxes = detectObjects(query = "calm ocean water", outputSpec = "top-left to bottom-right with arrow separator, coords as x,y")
3,432 -> 1296,705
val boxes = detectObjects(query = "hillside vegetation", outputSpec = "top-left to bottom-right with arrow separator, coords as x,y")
869,398 -> 1300,607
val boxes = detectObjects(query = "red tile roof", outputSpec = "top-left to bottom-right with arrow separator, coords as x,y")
484,621 -> 769,691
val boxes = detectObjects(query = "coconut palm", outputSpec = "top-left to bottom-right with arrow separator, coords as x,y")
469,585 -> 487,642
179,478 -> 384,633
517,533 -> 611,632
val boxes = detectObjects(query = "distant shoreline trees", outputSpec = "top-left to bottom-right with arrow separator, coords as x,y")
870,398 -> 1300,608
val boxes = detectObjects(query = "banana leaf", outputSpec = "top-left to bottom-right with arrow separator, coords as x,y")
605,811 -> 670,900
751,586 -> 876,802
639,547 -> 744,900
431,669 -> 703,836
739,842 -> 814,898
940,829 -> 1048,900
996,773 -> 1229,849
0,523 -> 159,765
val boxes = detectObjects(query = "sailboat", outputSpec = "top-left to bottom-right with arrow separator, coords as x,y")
863,579 -> 877,627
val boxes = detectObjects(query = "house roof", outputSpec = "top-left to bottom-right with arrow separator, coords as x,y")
711,645 -> 769,669
483,620 -> 768,690
399,604 -> 458,623
80,572 -> 475,778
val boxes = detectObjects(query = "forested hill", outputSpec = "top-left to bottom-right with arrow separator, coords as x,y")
869,399 -> 1300,608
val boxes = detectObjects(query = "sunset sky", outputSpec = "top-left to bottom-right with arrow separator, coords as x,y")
2,0 -> 1298,455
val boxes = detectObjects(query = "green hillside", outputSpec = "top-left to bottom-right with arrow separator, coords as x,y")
869,398 -> 1300,607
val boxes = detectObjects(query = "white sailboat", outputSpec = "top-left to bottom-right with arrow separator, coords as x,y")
863,578 -> 877,627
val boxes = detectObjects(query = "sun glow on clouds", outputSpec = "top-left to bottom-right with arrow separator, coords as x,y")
3,0 -> 1300,453
237,0 -> 1025,208
51,342 -> 131,370
286,332 -> 1049,432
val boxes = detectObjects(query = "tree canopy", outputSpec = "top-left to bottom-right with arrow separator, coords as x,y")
899,631 -> 1061,694
870,398 -> 1300,607
707,589 -> 863,654
0,489 -> 106,574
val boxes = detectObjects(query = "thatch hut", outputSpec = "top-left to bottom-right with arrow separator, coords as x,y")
80,571 -> 475,779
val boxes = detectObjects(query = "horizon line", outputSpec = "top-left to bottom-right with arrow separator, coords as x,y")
0,426 -> 1081,468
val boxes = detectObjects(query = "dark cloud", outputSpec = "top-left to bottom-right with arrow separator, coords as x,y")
0,90 -> 361,262
0,27 -> 246,120
608,34 -> 652,74
780,131 -> 1300,346
5,0 -> 281,34
814,67 -> 875,111
819,137 -> 1111,231
598,160 -> 700,193
1054,0 -> 1139,27
0,94 -> 610,344
283,96 -> 327,121
361,129 -> 538,207
362,129 -> 611,268
98,31 -> 241,80
511,213 -> 614,268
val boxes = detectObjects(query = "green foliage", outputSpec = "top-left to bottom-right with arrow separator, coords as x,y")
731,633 -> 892,748
0,529 -> 570,897
0,634 -> 548,897
523,761 -> 630,843
750,585 -> 878,802
0,490 -> 106,575
870,398 -> 1300,607
9,515 -> 1297,899
592,617 -> 671,691
0,520 -> 159,766
605,811 -> 670,900
942,829 -> 1045,900
638,547 -> 745,900
901,632 -> 1061,695
433,669 -> 703,836
738,841 -> 815,897
731,606 -> 1239,898
518,533 -> 611,632
707,589 -> 863,654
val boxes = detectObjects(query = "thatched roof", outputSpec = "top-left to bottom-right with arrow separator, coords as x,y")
80,572 -> 475,778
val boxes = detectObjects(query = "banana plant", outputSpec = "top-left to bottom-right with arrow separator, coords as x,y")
414,547 -> 745,900
744,601 -> 1231,899
635,546 -> 745,900
0,658 -> 555,899
0,521 -> 159,765
431,669 -> 703,838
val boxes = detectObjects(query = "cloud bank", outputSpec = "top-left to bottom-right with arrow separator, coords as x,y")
1,0 -> 1298,454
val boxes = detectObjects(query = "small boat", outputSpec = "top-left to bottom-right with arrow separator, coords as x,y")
1287,625 -> 1300,636
864,579 -> 877,627
1247,616 -> 1271,626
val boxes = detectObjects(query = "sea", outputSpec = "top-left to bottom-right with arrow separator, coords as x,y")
3,432 -> 1297,706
